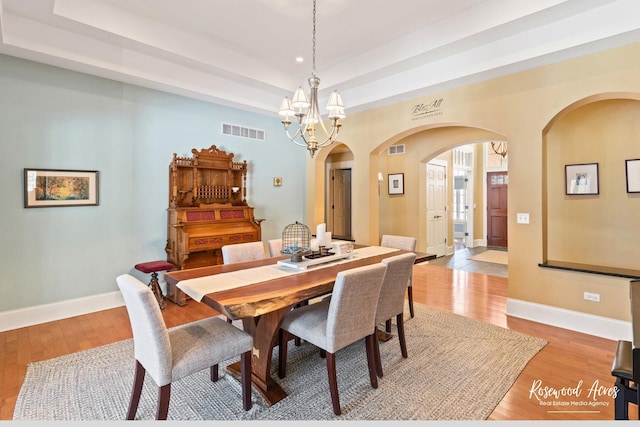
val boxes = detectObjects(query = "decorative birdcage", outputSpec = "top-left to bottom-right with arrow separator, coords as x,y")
281,221 -> 311,261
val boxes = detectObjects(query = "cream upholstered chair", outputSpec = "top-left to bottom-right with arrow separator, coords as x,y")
267,238 -> 283,257
373,252 -> 417,378
611,278 -> 640,419
221,243 -> 266,323
221,241 -> 265,264
278,263 -> 387,415
380,234 -> 417,319
116,274 -> 253,420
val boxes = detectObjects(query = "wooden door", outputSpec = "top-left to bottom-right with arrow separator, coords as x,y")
487,172 -> 508,247
427,163 -> 447,256
330,168 -> 352,240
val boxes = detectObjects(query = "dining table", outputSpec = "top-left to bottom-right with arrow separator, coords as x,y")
164,245 -> 435,405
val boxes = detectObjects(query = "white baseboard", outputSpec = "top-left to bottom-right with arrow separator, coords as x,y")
0,291 -> 124,332
506,298 -> 631,342
3,292 -> 630,343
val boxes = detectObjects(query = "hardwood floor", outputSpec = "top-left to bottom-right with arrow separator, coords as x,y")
0,264 -> 633,420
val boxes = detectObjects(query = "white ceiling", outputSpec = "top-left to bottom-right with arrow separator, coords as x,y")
1,0 -> 640,117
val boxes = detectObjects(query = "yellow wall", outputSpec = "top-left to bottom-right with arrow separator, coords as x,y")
306,42 -> 640,323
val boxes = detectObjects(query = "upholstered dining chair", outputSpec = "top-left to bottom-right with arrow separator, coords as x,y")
277,263 -> 387,415
373,252 -> 417,378
116,274 -> 253,420
380,234 -> 417,319
267,238 -> 283,257
221,241 -> 265,264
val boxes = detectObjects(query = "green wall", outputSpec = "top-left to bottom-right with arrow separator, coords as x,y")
0,54 -> 307,312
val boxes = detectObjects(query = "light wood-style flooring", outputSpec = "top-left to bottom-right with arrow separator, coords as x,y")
0,263 -> 634,420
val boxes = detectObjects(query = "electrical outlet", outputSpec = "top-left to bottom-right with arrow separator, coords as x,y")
584,292 -> 600,302
516,213 -> 530,224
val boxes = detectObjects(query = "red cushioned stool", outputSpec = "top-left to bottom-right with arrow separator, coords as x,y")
134,261 -> 175,309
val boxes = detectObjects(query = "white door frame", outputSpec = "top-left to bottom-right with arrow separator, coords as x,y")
426,158 -> 448,256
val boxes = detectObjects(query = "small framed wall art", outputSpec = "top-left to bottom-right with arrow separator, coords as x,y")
388,173 -> 404,195
565,163 -> 598,195
24,168 -> 99,208
625,159 -> 640,193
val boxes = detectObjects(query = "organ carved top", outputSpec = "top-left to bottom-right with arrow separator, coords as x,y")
169,145 -> 247,208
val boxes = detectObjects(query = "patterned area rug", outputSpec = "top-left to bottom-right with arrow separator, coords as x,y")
14,304 -> 545,420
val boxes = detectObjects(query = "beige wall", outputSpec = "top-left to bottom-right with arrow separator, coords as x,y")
306,42 -> 640,323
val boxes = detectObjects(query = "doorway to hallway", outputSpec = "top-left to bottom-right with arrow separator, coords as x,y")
486,171 -> 508,248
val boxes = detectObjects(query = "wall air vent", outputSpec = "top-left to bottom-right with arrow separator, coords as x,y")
222,123 -> 265,141
388,144 -> 405,155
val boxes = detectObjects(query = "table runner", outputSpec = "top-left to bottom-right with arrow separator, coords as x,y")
177,245 -> 399,302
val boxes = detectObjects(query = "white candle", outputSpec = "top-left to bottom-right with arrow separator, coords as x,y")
316,223 -> 326,245
310,238 -> 320,251
322,232 -> 332,248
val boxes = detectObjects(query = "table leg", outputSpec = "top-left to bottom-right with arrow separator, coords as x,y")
226,306 -> 290,405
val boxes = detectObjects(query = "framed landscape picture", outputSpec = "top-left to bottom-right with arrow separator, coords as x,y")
565,163 -> 598,195
24,168 -> 99,208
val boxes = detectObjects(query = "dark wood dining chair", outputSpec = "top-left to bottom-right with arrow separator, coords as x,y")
373,252 -> 417,377
277,263 -> 387,415
117,274 -> 253,420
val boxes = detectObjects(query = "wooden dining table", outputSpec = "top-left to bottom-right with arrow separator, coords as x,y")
164,246 -> 435,405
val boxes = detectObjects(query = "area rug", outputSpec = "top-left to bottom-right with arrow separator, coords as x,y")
468,250 -> 508,265
14,304 -> 545,421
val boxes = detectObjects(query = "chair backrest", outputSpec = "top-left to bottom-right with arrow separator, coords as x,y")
376,252 -> 417,324
325,263 -> 387,353
116,274 -> 173,386
267,238 -> 283,257
380,234 -> 417,252
221,241 -> 266,264
631,279 -> 640,349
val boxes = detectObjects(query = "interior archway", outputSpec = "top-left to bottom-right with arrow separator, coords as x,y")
374,124 -> 508,254
542,94 -> 640,268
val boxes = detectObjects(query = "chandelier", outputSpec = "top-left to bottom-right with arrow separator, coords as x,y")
490,141 -> 508,158
278,0 -> 345,158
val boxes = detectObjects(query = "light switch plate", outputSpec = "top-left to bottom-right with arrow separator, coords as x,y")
516,213 -> 530,224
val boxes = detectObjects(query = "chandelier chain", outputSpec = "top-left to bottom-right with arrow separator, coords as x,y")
277,0 -> 345,158
312,0 -> 317,75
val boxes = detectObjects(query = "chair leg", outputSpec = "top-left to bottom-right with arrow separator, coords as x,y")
156,384 -> 171,420
397,313 -> 408,358
278,329 -> 289,379
293,301 -> 308,346
326,352 -> 341,416
373,328 -> 383,378
126,360 -> 146,420
365,334 -> 379,389
210,364 -> 219,382
385,319 -> 392,333
407,284 -> 415,318
240,350 -> 252,411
